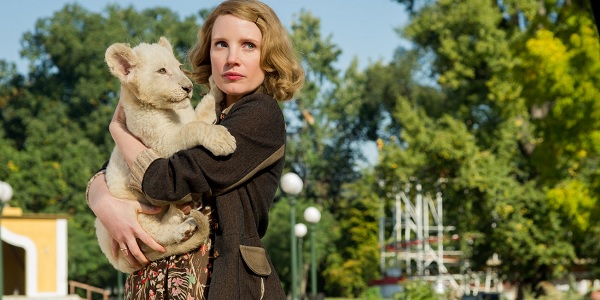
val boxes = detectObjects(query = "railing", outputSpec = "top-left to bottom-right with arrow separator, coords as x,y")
68,280 -> 111,300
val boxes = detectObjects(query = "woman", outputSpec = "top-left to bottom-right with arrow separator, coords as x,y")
86,0 -> 304,298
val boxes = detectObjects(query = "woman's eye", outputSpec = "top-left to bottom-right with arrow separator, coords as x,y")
215,41 -> 227,48
243,42 -> 256,50
157,68 -> 167,74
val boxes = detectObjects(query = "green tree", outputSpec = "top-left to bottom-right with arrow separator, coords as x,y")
395,279 -> 437,300
381,0 -> 600,293
0,3 -> 204,288
263,10 -> 401,297
321,172 -> 381,296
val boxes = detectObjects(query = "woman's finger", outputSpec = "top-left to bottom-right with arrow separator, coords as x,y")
110,238 -> 120,258
126,238 -> 148,266
109,234 -> 141,269
138,202 -> 163,215
137,229 -> 166,253
135,202 -> 166,253
119,244 -> 130,258
112,101 -> 123,117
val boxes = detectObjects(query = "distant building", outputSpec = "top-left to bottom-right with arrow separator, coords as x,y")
1,206 -> 68,297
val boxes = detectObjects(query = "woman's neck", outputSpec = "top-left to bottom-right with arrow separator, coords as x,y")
224,86 -> 263,107
224,94 -> 241,108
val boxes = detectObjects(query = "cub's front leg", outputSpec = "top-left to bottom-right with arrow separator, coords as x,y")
162,75 -> 236,156
178,122 -> 236,156
186,76 -> 236,156
195,75 -> 223,124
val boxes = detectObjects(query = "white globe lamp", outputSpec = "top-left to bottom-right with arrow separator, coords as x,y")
280,172 -> 303,195
294,223 -> 307,238
304,206 -> 321,224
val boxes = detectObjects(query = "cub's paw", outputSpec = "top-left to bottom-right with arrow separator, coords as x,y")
189,210 -> 210,238
176,218 -> 199,243
203,125 -> 236,156
208,76 -> 223,102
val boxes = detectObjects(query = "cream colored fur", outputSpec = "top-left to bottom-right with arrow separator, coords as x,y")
95,37 -> 235,273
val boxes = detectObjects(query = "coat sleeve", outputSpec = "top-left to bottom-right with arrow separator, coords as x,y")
128,93 -> 286,204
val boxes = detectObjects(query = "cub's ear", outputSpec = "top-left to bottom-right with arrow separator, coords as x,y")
158,36 -> 175,54
105,43 -> 138,82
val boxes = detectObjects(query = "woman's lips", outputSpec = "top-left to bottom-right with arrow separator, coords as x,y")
224,72 -> 244,80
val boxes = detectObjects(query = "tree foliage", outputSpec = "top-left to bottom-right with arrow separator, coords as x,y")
0,3 -> 203,288
382,0 -> 600,292
270,11 -> 383,296
1,1 -> 599,297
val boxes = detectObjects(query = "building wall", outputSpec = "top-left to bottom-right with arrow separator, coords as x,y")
1,208 -> 68,297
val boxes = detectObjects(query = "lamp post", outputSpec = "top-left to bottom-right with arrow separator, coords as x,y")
117,271 -> 123,299
303,206 -> 321,299
0,181 -> 14,298
294,223 -> 307,299
485,253 -> 502,293
280,173 -> 303,300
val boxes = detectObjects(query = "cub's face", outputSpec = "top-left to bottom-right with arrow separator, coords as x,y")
106,37 -> 193,109
131,44 -> 193,109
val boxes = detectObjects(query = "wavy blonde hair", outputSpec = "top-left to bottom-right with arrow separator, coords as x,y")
188,0 -> 304,101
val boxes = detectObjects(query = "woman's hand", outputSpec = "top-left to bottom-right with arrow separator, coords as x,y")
109,100 -> 148,168
88,173 -> 166,268
109,101 -> 130,141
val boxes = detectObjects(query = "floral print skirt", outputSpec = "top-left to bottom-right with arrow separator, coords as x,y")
124,240 -> 212,300
125,201 -> 216,300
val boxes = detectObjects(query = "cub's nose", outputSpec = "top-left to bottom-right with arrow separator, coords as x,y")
182,84 -> 192,94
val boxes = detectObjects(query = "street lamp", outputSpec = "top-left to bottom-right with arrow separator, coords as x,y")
304,206 -> 321,298
280,172 -> 303,300
0,181 -> 14,298
485,253 -> 502,292
294,223 -> 307,299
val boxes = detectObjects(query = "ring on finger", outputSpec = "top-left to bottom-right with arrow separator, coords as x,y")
120,247 -> 129,256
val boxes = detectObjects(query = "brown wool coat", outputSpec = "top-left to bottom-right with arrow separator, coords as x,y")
140,93 -> 287,299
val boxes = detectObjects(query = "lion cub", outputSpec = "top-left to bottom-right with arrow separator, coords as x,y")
95,37 -> 235,273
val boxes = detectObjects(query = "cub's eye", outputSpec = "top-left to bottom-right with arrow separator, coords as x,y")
157,68 -> 167,74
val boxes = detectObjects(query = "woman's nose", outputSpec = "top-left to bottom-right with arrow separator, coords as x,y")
226,48 -> 240,65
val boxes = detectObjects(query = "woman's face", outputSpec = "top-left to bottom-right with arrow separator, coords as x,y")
211,14 -> 265,104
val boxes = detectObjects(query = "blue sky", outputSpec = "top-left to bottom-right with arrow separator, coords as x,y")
0,0 -> 409,74
1,0 -> 410,165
